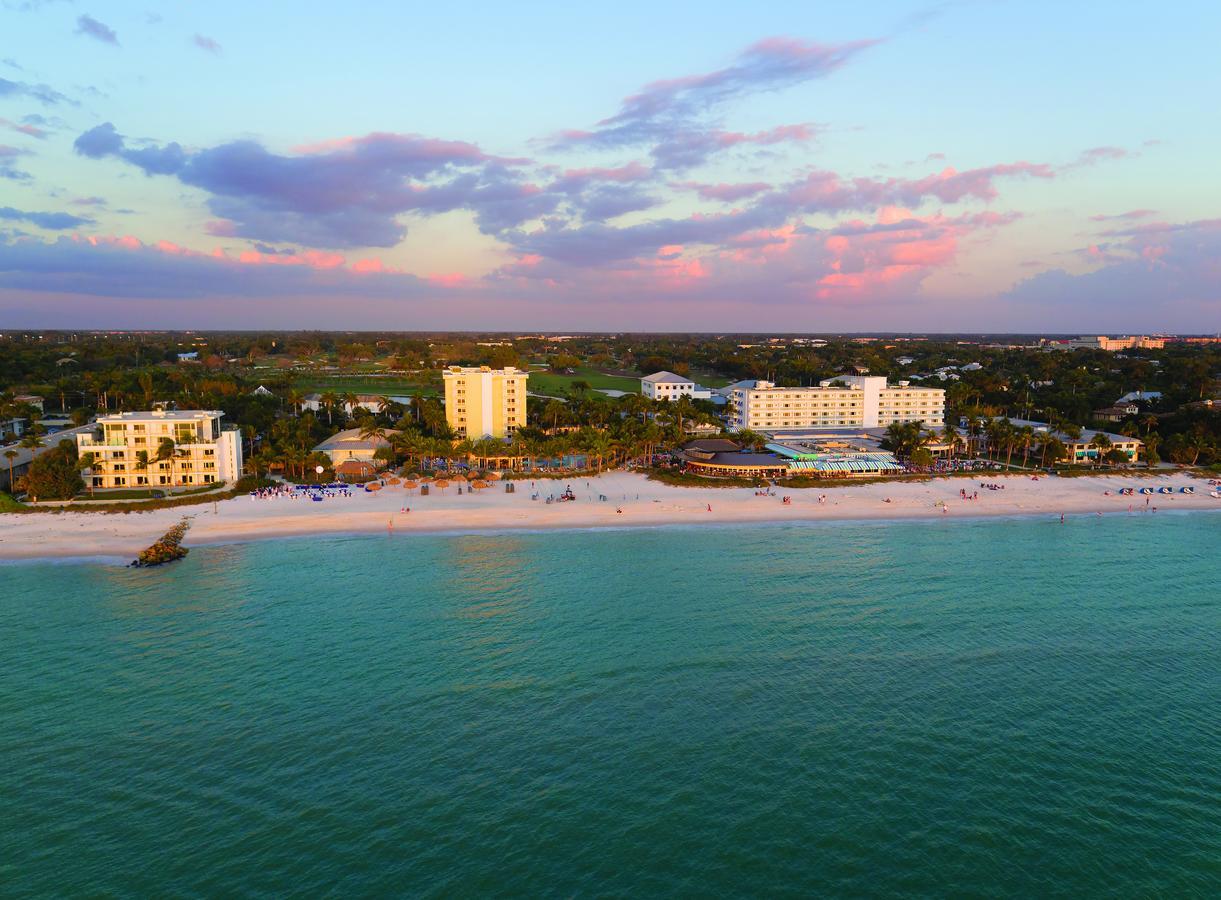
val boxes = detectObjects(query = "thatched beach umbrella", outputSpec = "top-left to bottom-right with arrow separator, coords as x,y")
471,479 -> 489,489
403,480 -> 419,492
367,482 -> 382,491
434,478 -> 451,490
452,473 -> 468,482
388,477 -> 401,485
486,471 -> 502,480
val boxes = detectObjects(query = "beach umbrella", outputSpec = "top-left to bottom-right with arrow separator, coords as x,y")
403,480 -> 419,491
471,480 -> 489,489
387,477 -> 401,485
452,473 -> 468,482
367,482 -> 382,491
434,478 -> 450,490
486,471 -> 502,481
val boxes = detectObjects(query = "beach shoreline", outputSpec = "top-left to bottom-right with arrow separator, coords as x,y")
0,471 -> 1215,563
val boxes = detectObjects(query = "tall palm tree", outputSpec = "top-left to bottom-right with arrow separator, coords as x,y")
155,437 -> 176,486
286,388 -> 304,417
1042,436 -> 1068,468
1089,432 -> 1112,467
1018,425 -> 1035,467
134,450 -> 150,487
941,420 -> 958,461
78,451 -> 98,497
319,391 -> 340,425
4,447 -> 18,493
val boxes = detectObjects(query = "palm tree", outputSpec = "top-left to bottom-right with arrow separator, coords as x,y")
155,437 -> 176,486
1089,432 -> 1113,467
1142,433 -> 1161,469
542,398 -> 567,431
134,450 -> 150,487
4,447 -> 18,493
358,421 -> 388,448
941,420 -> 958,461
286,388 -> 304,416
78,450 -> 98,497
1017,425 -> 1035,467
584,431 -> 615,472
1042,436 -> 1068,468
319,391 -> 340,425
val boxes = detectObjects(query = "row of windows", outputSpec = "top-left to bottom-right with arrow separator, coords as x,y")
91,474 -> 217,487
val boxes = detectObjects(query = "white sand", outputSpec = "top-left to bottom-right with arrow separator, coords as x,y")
0,472 -> 1215,562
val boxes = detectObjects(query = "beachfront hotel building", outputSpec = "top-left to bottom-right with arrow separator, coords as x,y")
729,375 -> 945,432
76,409 -> 243,489
442,366 -> 528,439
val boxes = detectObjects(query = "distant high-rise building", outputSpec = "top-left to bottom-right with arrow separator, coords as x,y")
442,366 -> 528,439
1056,336 -> 1166,351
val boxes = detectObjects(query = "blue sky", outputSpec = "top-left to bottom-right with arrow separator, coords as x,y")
0,0 -> 1218,330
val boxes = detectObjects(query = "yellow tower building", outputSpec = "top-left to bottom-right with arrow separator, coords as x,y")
442,366 -> 528,439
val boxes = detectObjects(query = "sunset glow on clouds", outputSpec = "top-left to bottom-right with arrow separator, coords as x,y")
0,2 -> 1217,329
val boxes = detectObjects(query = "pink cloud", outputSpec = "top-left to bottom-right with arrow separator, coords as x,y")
428,272 -> 469,288
675,181 -> 772,202
1089,209 -> 1157,222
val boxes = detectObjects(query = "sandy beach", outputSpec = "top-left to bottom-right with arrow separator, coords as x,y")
1,471 -> 1216,563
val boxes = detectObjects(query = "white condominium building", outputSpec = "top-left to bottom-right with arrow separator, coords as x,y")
730,375 -> 944,431
641,371 -> 712,401
442,366 -> 528,439
77,409 -> 243,489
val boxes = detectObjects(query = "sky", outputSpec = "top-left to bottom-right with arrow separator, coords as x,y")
0,0 -> 1218,331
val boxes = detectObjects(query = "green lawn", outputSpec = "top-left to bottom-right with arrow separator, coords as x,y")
526,368 -> 642,395
292,376 -> 439,396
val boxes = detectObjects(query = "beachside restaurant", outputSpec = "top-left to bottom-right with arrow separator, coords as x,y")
765,441 -> 905,477
680,440 -> 790,479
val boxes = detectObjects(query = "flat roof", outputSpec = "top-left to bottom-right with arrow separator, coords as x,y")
95,410 -> 223,422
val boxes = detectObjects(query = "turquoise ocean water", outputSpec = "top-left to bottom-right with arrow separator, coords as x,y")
2,513 -> 1219,896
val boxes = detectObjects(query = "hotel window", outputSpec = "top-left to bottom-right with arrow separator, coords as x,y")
114,477 -> 126,486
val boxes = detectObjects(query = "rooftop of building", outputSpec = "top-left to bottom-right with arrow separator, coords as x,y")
314,427 -> 399,452
95,409 -> 223,422
443,365 -> 526,375
641,371 -> 692,384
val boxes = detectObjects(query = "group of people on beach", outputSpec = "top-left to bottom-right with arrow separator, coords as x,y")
250,484 -> 355,501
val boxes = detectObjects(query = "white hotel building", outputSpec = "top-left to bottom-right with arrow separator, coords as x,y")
729,375 -> 945,432
641,371 -> 712,401
76,409 -> 243,489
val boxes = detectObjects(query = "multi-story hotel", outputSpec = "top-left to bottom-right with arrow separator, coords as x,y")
729,375 -> 945,432
442,366 -> 528,439
76,409 -> 243,489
